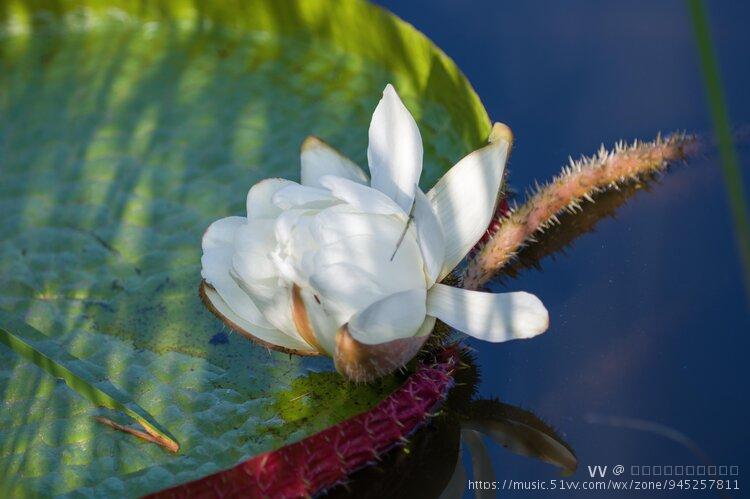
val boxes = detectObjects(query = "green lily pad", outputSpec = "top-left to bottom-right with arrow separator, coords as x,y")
0,0 -> 491,495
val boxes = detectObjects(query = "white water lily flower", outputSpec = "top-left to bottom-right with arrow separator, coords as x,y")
200,84 -> 548,381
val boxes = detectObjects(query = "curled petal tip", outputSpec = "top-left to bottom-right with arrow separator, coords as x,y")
539,306 -> 550,335
301,135 -> 324,152
517,291 -> 550,339
368,81 -> 423,212
489,122 -> 513,145
300,136 -> 369,188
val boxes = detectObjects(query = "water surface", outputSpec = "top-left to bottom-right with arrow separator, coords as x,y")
375,1 -> 750,496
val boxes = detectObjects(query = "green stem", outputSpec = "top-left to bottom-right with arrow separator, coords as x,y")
687,0 -> 750,300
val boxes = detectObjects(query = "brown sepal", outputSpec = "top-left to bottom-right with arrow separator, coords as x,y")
334,324 -> 429,382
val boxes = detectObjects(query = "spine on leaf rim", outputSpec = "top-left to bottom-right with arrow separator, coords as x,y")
463,133 -> 698,289
145,347 -> 459,499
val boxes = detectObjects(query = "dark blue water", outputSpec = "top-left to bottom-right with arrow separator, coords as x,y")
374,1 -> 750,497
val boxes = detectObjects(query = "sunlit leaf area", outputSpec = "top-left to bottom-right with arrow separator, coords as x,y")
0,1 -> 490,495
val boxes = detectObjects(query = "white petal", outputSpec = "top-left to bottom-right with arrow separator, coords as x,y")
367,84 -> 423,212
312,208 -> 403,244
274,208 -> 308,246
413,188 -> 445,286
309,263 -> 385,325
295,285 -> 340,355
319,175 -> 404,217
201,218 -> 275,330
201,284 -> 314,352
312,233 -> 425,295
270,249 -> 304,285
271,208 -> 319,285
272,184 -> 338,210
255,284 -> 305,341
348,289 -> 427,344
202,216 -> 245,252
308,208 -> 427,294
232,219 -> 277,282
416,315 -> 437,338
300,136 -> 369,188
426,283 -> 548,342
202,216 -> 312,350
246,178 -> 295,219
427,123 -> 512,279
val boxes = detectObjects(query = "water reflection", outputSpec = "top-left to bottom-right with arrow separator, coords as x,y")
328,140 -> 742,498
325,348 -> 577,498
370,9 -> 750,497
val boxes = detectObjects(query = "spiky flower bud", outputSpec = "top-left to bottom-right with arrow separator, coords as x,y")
463,133 -> 697,289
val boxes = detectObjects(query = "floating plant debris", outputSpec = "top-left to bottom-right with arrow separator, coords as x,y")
0,311 -> 179,453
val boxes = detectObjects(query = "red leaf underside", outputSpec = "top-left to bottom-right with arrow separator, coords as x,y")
146,347 -> 459,499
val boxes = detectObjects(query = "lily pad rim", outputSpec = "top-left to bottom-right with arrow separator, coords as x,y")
1,0 -> 493,154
